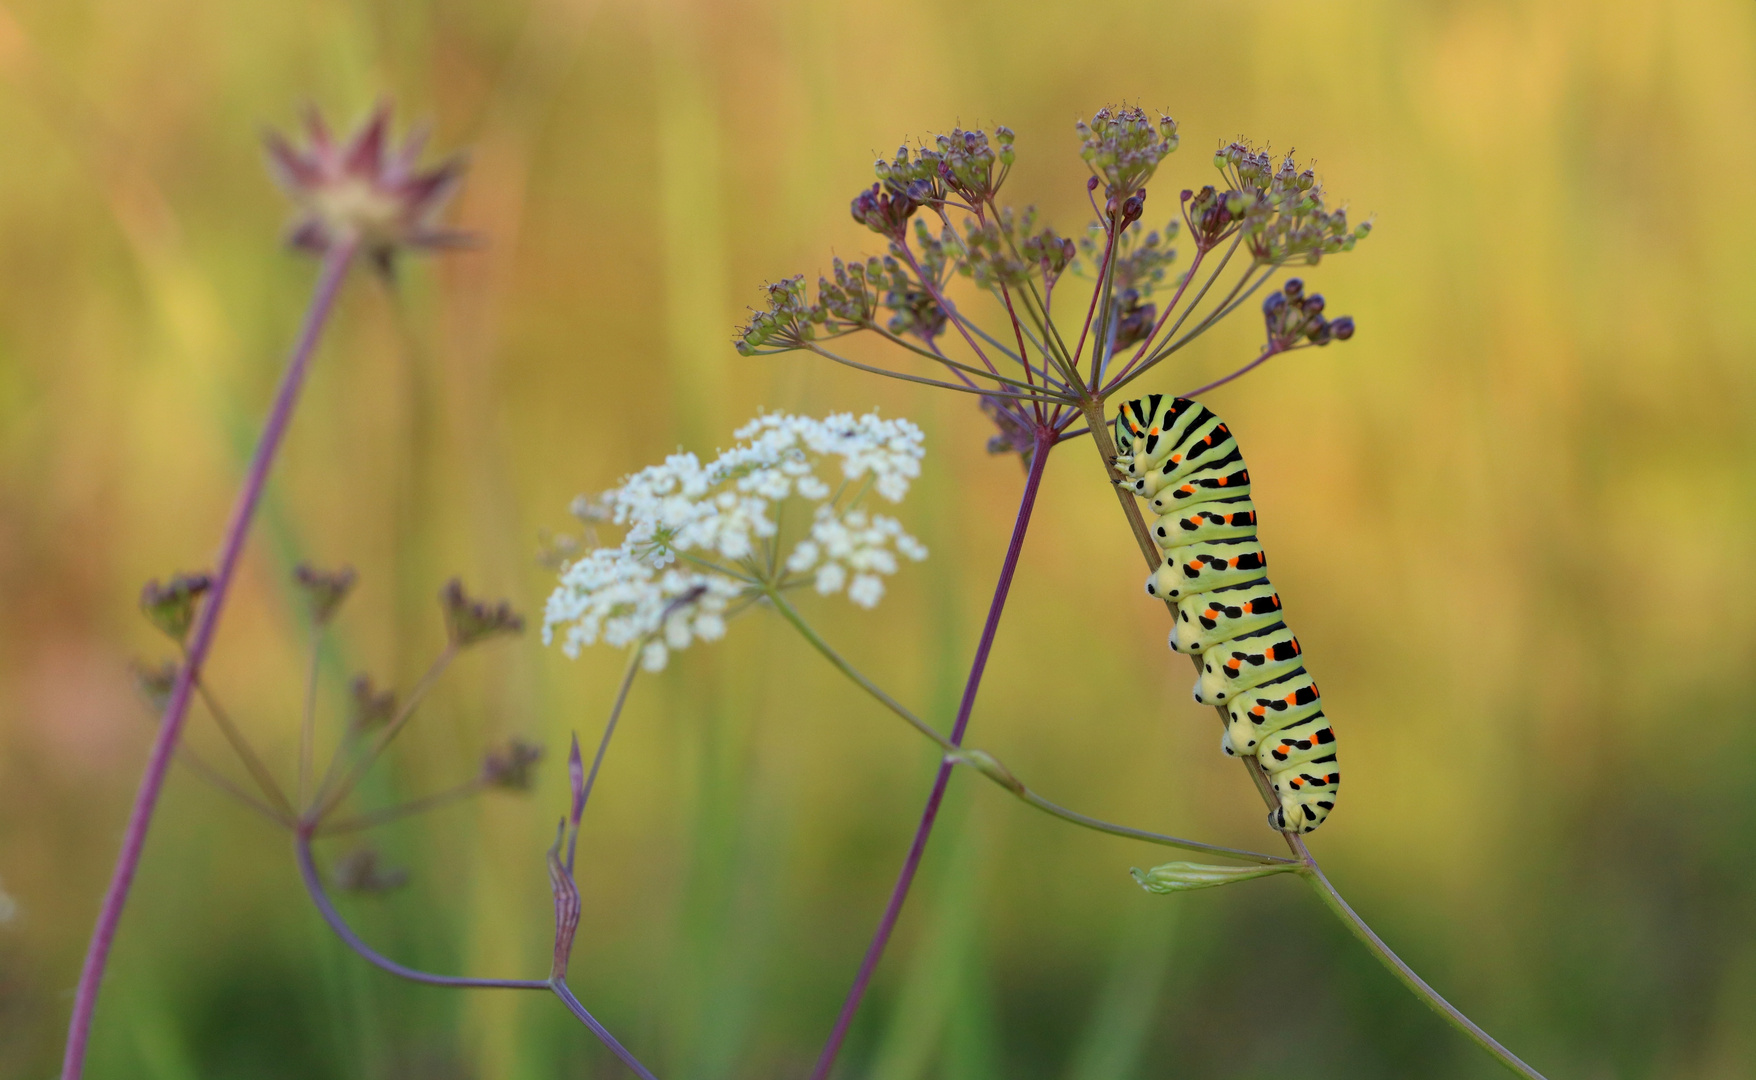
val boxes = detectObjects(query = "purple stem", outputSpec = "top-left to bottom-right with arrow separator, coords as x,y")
61,239 -> 358,1080
808,427 -> 1054,1080
1178,346 -> 1278,399
552,979 -> 663,1080
294,832 -> 548,991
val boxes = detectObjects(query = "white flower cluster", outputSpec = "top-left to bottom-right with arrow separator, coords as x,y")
544,412 -> 928,670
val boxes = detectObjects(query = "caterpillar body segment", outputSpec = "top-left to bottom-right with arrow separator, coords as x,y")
1167,582 -> 1284,655
1222,672 -> 1324,755
1151,497 -> 1258,547
1194,625 -> 1305,705
1117,395 -> 1339,834
1145,539 -> 1268,601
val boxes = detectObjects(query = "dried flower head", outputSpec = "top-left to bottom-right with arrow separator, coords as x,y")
1263,277 -> 1355,349
544,412 -> 928,671
440,580 -> 524,648
139,572 -> 212,644
1211,142 -> 1371,265
481,738 -> 545,791
348,674 -> 398,732
331,847 -> 409,895
1076,106 -> 1178,197
292,563 -> 357,626
265,102 -> 470,274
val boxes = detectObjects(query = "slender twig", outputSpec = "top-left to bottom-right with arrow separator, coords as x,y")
1079,401 -> 1547,1080
310,644 -> 458,821
1301,858 -> 1547,1079
766,589 -> 1286,864
315,779 -> 486,837
570,646 -> 643,874
298,628 -> 320,807
191,673 -> 295,818
1177,346 -> 1280,399
62,237 -> 358,1080
551,979 -> 663,1080
809,426 -> 1054,1080
803,343 -> 1067,404
294,831 -> 547,991
172,742 -> 293,828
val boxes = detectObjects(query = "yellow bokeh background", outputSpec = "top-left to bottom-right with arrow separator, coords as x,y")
2,0 -> 1754,1076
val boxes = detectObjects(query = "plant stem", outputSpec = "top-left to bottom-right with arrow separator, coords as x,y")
294,831 -> 547,991
1301,858 -> 1547,1079
314,778 -> 486,837
766,589 -> 1289,865
551,978 -> 663,1080
1079,399 -> 1547,1080
570,646 -> 643,873
310,643 -> 458,822
60,237 -> 358,1080
808,427 -> 1053,1080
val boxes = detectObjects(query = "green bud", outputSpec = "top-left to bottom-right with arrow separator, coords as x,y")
1130,861 -> 1298,894
948,749 -> 1024,795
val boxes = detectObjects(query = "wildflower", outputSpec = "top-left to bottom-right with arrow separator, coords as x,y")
544,412 -> 929,670
264,102 -> 470,274
139,572 -> 212,644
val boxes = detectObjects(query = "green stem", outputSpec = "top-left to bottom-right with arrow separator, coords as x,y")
763,587 -> 1288,865
1080,399 -> 1547,1080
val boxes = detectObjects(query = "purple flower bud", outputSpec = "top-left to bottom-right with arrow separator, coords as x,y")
1330,316 -> 1356,341
1283,278 -> 1304,299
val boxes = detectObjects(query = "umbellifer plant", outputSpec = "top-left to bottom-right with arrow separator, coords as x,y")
59,101 -> 1548,1080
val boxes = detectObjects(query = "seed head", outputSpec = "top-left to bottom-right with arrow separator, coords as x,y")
348,674 -> 398,732
292,563 -> 357,626
1075,106 -> 1178,198
264,102 -> 471,275
481,738 -> 544,791
1263,278 -> 1356,349
139,572 -> 212,644
439,579 -> 524,648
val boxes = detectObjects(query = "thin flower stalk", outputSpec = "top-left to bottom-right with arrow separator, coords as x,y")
764,587 -> 1291,867
1081,412 -> 1546,1080
61,236 -> 358,1080
808,426 -> 1052,1080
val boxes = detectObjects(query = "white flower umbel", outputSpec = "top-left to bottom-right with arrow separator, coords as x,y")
544,412 -> 928,670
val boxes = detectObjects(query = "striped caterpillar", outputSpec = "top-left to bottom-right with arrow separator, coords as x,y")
1112,395 -> 1339,834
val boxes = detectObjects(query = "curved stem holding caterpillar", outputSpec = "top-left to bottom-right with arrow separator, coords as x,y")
1079,398 -> 1547,1080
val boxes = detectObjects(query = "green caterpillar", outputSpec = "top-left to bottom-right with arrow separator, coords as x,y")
1113,395 -> 1339,834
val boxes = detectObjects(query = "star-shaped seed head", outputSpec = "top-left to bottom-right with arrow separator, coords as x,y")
264,102 -> 471,274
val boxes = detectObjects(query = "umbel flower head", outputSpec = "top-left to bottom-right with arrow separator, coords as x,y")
544,412 -> 928,671
265,101 -> 470,274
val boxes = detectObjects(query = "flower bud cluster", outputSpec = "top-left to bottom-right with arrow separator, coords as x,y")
737,275 -> 817,352
1075,106 -> 1179,196
480,738 -> 544,790
1212,143 -> 1371,264
875,125 -> 1016,210
140,572 -> 213,644
1111,290 -> 1157,350
440,579 -> 524,648
851,182 -> 919,239
544,413 -> 928,671
1080,217 -> 1179,295
1263,278 -> 1355,349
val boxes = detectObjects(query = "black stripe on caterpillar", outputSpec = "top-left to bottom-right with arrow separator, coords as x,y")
1114,394 -> 1339,834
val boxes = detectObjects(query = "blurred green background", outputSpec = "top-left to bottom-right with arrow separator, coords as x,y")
2,0 -> 1754,1076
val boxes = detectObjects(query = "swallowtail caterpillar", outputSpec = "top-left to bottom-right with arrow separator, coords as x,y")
1113,395 -> 1339,834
